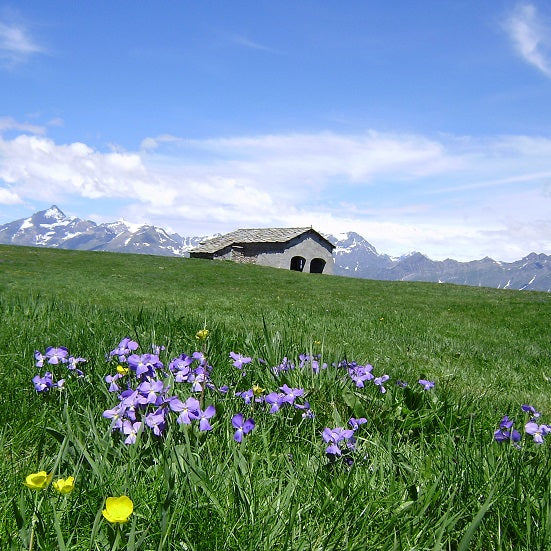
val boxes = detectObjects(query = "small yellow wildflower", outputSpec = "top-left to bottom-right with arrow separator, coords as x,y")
195,329 -> 209,340
313,340 -> 322,346
102,496 -> 134,524
53,476 -> 75,494
23,471 -> 52,490
116,365 -> 129,376
252,384 -> 265,396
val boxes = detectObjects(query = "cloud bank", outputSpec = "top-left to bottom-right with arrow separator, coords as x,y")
1,123 -> 550,262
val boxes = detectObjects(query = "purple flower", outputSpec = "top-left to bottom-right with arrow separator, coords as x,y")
494,415 -> 521,444
32,372 -> 54,392
122,420 -> 142,444
103,404 -> 126,430
279,384 -> 304,404
121,389 -> 148,409
127,353 -> 162,378
138,380 -> 165,404
34,350 -> 45,368
418,379 -> 435,390
349,417 -> 367,431
298,404 -> 315,418
272,357 -> 294,375
521,404 -> 541,419
163,395 -> 186,412
229,352 -> 252,370
66,356 -> 86,377
235,389 -> 254,405
348,364 -> 374,388
152,344 -> 165,355
198,405 -> 216,431
176,397 -> 201,425
109,337 -> 139,362
170,354 -> 194,381
265,392 -> 285,413
322,427 -> 355,456
232,413 -> 255,442
145,410 -> 166,436
525,421 -> 551,444
373,375 -> 390,393
396,380 -> 408,388
45,347 -> 69,365
105,373 -> 123,392
299,354 -> 326,373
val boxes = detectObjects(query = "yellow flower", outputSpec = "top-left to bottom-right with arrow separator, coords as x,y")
53,476 -> 75,494
195,329 -> 209,340
102,496 -> 134,524
116,365 -> 129,375
313,340 -> 322,346
252,384 -> 265,396
23,471 -> 52,490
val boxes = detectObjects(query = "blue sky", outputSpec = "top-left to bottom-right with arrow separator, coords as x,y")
1,1 -> 551,261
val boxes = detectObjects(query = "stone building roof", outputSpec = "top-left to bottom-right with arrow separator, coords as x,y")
191,227 -> 334,254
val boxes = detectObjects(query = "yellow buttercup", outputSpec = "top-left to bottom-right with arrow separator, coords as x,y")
102,496 -> 134,524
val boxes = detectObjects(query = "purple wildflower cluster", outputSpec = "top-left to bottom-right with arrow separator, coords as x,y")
31,333 -> 442,466
230,352 -> 317,417
235,383 -> 313,417
494,416 -> 521,445
494,404 -> 550,446
103,338 -> 222,444
269,354 -> 328,376
22,331 -> 453,464
32,346 -> 86,392
338,361 -> 392,393
322,417 -> 367,465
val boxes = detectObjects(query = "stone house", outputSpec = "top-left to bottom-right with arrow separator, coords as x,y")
190,227 -> 335,274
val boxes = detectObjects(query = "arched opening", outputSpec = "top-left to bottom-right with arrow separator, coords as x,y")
290,256 -> 306,272
310,258 -> 326,274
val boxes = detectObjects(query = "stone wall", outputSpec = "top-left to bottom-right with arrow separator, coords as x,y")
243,233 -> 334,274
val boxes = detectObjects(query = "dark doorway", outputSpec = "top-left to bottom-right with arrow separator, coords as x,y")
310,258 -> 326,274
290,256 -> 306,272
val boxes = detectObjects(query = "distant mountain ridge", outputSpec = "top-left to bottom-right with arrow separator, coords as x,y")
0,205 -> 207,256
1,206 -> 550,292
327,231 -> 551,292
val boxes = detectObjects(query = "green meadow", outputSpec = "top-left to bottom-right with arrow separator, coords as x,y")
1,244 -> 551,550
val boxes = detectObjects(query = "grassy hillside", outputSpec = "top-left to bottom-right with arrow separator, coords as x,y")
1,244 -> 551,549
1,244 -> 550,409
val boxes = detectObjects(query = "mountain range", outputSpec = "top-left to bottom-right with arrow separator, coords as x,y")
1,205 -> 550,292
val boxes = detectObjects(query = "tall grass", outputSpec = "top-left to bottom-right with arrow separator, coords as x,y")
1,244 -> 551,549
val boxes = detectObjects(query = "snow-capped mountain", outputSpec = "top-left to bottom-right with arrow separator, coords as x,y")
1,206 -> 550,292
330,233 -> 551,292
0,205 -> 206,256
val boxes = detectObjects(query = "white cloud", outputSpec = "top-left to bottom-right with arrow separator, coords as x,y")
0,134 -> 165,204
140,134 -> 180,151
0,116 -> 45,135
0,20 -> 44,66
504,3 -> 551,77
165,131 -> 461,193
0,187 -> 21,204
1,125 -> 550,260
